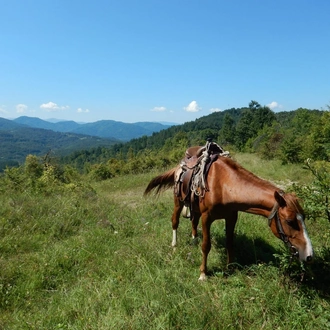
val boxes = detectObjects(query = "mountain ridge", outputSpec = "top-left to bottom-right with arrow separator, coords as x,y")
12,116 -> 174,140
0,116 -> 176,170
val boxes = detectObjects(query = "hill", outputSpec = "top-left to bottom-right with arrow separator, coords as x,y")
0,117 -> 118,170
0,116 -> 173,171
59,105 -> 328,171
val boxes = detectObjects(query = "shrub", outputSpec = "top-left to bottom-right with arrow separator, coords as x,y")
292,159 -> 330,221
89,163 -> 113,181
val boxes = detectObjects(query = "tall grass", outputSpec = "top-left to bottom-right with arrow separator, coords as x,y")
1,156 -> 330,329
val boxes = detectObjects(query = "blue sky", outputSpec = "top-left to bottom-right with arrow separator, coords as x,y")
1,0 -> 329,124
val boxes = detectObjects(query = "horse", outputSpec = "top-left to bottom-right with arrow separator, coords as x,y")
144,154 -> 314,280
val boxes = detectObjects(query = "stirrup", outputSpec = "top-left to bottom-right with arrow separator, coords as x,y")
181,206 -> 191,218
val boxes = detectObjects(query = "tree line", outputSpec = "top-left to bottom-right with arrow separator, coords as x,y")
57,101 -> 329,174
2,101 -> 330,181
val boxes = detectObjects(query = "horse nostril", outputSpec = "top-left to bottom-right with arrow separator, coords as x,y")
306,256 -> 313,263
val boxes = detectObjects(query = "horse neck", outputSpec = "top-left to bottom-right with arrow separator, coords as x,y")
216,160 -> 277,217
235,184 -> 276,217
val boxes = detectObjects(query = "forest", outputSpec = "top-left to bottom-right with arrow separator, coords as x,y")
56,101 -> 330,178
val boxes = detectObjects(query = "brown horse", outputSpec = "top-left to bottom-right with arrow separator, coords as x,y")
144,156 -> 313,280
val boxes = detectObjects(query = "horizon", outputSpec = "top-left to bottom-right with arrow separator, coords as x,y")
2,114 -> 179,126
1,102 -> 326,126
1,1 -> 329,124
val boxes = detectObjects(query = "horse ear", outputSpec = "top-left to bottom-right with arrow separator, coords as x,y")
274,190 -> 286,207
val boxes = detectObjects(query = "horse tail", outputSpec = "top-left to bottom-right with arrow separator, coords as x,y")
144,166 -> 179,196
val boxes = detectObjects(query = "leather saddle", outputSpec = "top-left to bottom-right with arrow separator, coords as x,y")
174,140 -> 229,219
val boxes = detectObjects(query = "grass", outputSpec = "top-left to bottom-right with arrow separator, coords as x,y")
233,153 -> 313,186
1,155 -> 330,329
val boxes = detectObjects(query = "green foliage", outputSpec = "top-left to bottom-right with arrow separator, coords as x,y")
2,154 -> 94,197
3,166 -> 26,191
292,159 -> 330,221
0,126 -> 117,171
253,124 -> 283,160
279,130 -> 302,164
56,103 -> 327,170
89,163 -> 113,181
25,155 -> 43,179
218,113 -> 235,145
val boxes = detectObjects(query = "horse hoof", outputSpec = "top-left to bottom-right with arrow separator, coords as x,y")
198,273 -> 207,281
191,237 -> 199,246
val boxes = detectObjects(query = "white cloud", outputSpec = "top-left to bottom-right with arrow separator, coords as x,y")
0,105 -> 8,114
151,106 -> 166,112
210,107 -> 221,113
16,104 -> 28,113
183,100 -> 201,113
77,108 -> 90,113
267,101 -> 282,110
40,102 -> 69,112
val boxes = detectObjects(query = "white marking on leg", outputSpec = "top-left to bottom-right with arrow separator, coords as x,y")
198,273 -> 207,281
171,229 -> 177,247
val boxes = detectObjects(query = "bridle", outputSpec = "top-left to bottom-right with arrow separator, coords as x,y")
268,203 -> 301,259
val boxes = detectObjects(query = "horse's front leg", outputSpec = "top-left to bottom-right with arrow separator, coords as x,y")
225,212 -> 238,265
171,196 -> 183,247
199,212 -> 212,280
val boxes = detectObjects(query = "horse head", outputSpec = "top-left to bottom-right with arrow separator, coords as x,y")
268,190 -> 313,263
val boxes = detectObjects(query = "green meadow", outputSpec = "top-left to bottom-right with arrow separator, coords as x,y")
1,154 -> 330,329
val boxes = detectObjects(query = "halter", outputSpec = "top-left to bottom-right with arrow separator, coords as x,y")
268,203 -> 300,258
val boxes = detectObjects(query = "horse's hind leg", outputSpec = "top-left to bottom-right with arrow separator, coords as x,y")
191,211 -> 201,245
171,196 -> 183,247
199,212 -> 212,281
225,212 -> 238,265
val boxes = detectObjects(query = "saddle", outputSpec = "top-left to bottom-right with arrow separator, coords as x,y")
174,140 -> 229,219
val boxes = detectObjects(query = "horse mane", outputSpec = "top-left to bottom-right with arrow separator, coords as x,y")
220,157 -> 304,214
220,157 -> 277,190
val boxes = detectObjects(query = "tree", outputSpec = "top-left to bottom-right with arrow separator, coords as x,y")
249,100 -> 261,110
235,110 -> 255,150
219,113 -> 235,145
25,155 -> 43,180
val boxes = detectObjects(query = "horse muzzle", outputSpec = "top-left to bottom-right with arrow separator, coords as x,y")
297,247 -> 314,263
290,243 -> 313,263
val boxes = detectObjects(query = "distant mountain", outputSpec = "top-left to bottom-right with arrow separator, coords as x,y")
13,116 -> 81,132
69,120 -> 150,140
0,117 -> 24,130
133,121 -> 174,132
158,121 -> 179,126
12,116 -> 172,141
0,117 -> 119,170
13,116 -> 56,130
0,116 -> 174,170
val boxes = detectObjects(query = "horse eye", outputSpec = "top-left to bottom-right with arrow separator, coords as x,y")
286,219 -> 300,230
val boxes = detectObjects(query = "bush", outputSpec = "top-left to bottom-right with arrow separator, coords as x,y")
89,163 -> 113,181
292,159 -> 330,221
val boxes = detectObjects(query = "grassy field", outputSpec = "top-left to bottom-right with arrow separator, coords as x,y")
1,154 -> 330,329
